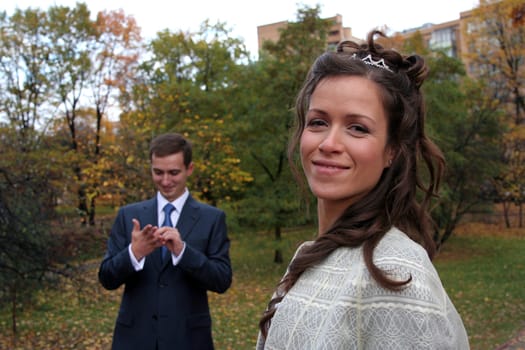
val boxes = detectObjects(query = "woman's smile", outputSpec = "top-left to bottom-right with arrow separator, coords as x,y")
300,75 -> 392,209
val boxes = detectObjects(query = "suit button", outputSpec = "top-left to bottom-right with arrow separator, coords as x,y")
152,314 -> 158,320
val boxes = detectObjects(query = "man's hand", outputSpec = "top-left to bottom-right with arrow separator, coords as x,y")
156,226 -> 185,256
130,219 -> 162,260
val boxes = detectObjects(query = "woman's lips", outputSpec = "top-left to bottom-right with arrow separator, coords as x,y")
311,159 -> 350,174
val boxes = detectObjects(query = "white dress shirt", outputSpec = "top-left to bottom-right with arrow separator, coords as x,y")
129,189 -> 189,270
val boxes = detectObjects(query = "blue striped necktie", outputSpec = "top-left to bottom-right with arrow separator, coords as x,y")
161,203 -> 175,262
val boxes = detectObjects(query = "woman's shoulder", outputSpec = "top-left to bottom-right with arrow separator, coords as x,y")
364,228 -> 451,307
374,227 -> 432,268
291,240 -> 315,260
371,227 -> 444,290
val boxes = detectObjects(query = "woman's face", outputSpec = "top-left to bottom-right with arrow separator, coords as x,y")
300,75 -> 392,208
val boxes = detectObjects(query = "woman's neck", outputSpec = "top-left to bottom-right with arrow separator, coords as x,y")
317,199 -> 349,235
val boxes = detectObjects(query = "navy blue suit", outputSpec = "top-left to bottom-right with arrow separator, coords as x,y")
98,195 -> 232,350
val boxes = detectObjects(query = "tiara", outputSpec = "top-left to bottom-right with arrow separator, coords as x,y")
351,53 -> 393,72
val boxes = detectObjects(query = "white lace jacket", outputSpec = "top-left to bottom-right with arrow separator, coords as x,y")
256,227 -> 470,350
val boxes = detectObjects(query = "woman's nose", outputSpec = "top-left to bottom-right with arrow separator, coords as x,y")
318,129 -> 344,153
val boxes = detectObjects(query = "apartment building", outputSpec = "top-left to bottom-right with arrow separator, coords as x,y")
257,10 -> 475,65
257,14 -> 357,52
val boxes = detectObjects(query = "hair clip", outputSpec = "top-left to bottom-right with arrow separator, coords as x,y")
351,53 -> 393,72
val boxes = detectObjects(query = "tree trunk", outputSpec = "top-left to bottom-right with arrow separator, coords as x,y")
11,285 -> 17,337
274,249 -> 283,264
503,201 -> 511,228
519,202 -> 523,228
78,186 -> 88,226
89,196 -> 96,226
274,224 -> 283,264
439,217 -> 458,249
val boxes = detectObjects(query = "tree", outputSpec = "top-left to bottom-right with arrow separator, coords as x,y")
0,128 -> 65,341
83,9 -> 142,224
424,52 -> 504,246
468,0 -> 525,125
118,21 -> 253,208
466,0 -> 525,226
493,127 -> 525,227
0,10 -> 73,338
0,8 -> 51,145
231,5 -> 331,262
33,4 -> 144,226
44,3 -> 97,225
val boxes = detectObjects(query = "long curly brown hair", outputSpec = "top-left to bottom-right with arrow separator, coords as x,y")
259,30 -> 445,338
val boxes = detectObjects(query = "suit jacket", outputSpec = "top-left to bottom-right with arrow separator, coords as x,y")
98,194 -> 232,350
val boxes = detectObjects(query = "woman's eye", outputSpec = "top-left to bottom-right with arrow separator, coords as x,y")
307,118 -> 327,127
349,124 -> 369,134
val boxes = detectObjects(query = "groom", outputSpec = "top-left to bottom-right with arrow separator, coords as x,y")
99,132 -> 232,350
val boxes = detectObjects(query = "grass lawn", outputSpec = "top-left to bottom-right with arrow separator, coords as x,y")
0,223 -> 524,349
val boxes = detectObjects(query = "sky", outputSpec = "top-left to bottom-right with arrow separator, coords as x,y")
5,0 -> 479,58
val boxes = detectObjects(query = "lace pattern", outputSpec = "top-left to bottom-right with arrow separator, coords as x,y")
256,227 -> 469,350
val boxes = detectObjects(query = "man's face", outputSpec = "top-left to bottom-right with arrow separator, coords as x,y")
151,152 -> 193,202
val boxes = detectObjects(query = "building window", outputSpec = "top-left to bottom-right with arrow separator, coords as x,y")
429,28 -> 457,57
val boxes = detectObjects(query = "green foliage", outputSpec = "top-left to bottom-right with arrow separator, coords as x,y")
182,114 -> 254,206
120,20 -> 253,206
0,7 -> 51,133
228,5 -> 329,235
399,31 -> 430,55
496,126 -> 525,204
467,0 -> 525,125
466,0 -> 525,227
1,3 -> 144,227
0,133 -> 63,334
424,52 -> 505,245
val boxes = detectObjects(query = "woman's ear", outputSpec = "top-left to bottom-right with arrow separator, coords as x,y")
385,147 -> 396,168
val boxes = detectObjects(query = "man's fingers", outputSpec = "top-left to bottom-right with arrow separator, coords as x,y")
132,218 -> 141,231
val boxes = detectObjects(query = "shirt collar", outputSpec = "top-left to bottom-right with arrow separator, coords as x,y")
157,188 -> 189,214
